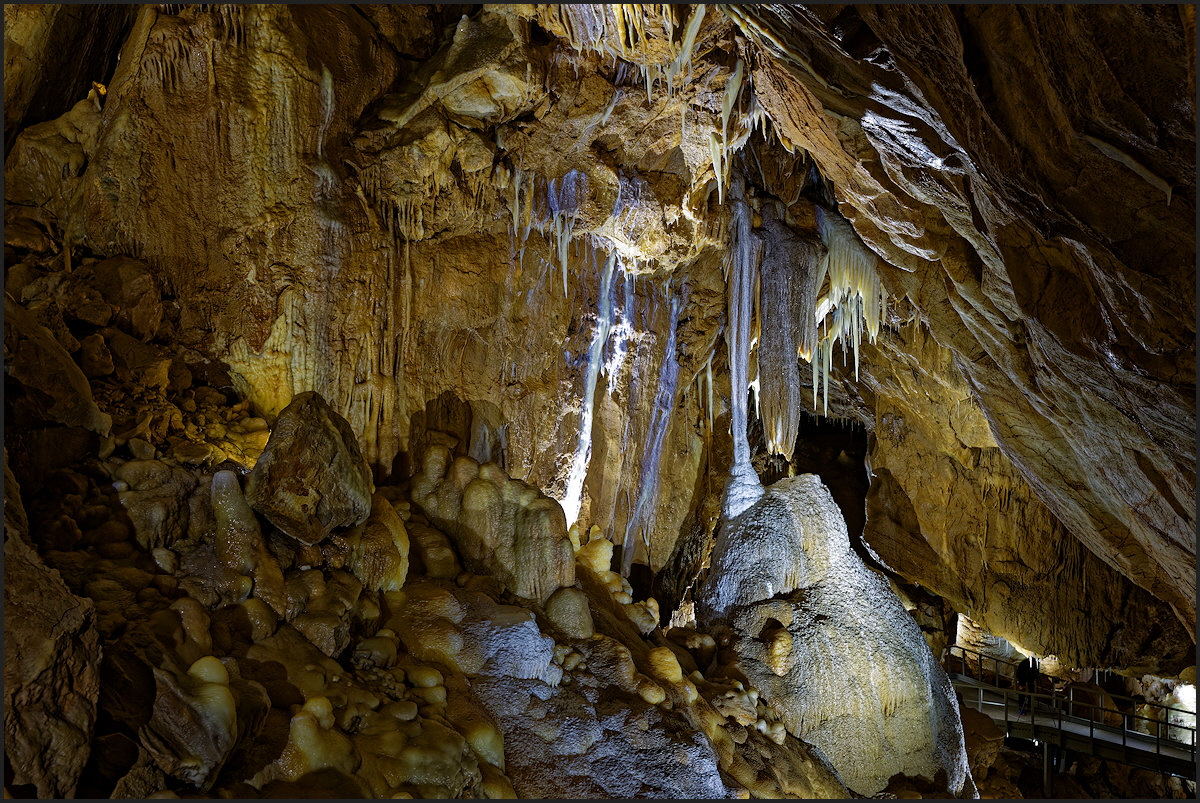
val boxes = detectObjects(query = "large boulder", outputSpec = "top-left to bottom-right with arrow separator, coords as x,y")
245,392 -> 374,545
698,474 -> 975,798
3,458 -> 102,798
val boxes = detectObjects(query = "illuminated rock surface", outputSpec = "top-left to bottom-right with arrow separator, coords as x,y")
699,475 -> 974,797
2,3 -> 1194,799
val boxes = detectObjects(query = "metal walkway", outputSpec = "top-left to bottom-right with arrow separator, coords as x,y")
946,646 -> 1197,780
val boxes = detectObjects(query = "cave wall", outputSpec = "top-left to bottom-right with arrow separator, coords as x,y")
5,2 -> 1195,673
728,4 -> 1196,636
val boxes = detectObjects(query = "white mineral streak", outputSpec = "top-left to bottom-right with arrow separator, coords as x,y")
559,251 -> 619,528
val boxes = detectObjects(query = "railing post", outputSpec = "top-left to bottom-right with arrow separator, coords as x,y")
1057,694 -> 1062,741
1122,712 -> 1128,765
1042,739 -> 1052,796
1156,716 -> 1162,772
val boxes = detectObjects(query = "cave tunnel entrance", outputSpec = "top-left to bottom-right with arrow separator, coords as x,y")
750,406 -> 874,566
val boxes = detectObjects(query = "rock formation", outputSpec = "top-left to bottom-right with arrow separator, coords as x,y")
4,460 -> 102,798
3,3 -> 1194,800
699,474 -> 975,797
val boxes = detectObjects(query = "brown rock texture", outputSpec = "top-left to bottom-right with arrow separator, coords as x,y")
3,458 -> 102,798
245,391 -> 374,545
726,5 -> 1195,635
861,320 -> 1193,675
2,5 -> 1196,797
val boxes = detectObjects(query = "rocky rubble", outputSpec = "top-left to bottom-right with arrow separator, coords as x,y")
2,248 -> 853,797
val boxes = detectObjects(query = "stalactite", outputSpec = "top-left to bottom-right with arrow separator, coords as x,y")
757,207 -> 825,461
555,3 -> 705,106
722,179 -> 764,519
806,206 -> 886,416
726,187 -> 757,468
537,169 -> 588,296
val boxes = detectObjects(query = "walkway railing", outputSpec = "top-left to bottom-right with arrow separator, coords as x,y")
946,645 -> 1197,779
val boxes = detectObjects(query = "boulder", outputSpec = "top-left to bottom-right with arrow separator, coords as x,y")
4,296 -> 111,435
544,586 -> 594,640
138,657 -> 241,791
105,329 -> 172,392
114,459 -> 198,549
3,459 -> 102,798
245,391 -> 374,545
78,332 -> 115,377
91,256 -> 163,341
343,491 -> 410,592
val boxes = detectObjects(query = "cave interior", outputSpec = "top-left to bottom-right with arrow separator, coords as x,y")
2,3 -> 1197,800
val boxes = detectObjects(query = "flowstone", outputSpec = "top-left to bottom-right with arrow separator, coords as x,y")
698,474 -> 976,798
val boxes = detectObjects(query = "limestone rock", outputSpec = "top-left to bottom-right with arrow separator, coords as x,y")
245,392 -> 374,545
343,491 -> 410,593
113,458 -> 198,550
378,9 -> 543,132
4,295 -> 112,435
138,657 -> 240,791
289,570 -> 363,657
544,586 -> 594,640
3,459 -> 102,798
406,517 -> 463,580
413,446 -> 574,603
90,256 -> 164,341
109,749 -> 170,799
699,475 -> 975,798
958,705 -> 1004,783
105,329 -> 172,392
861,322 -> 1193,674
732,5 -> 1196,637
78,332 -> 115,377
3,93 -> 101,210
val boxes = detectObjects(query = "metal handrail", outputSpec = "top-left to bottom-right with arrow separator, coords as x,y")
952,676 -> 1197,773
946,645 -> 1196,728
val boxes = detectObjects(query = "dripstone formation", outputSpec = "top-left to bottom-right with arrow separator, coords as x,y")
4,4 -> 1194,800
